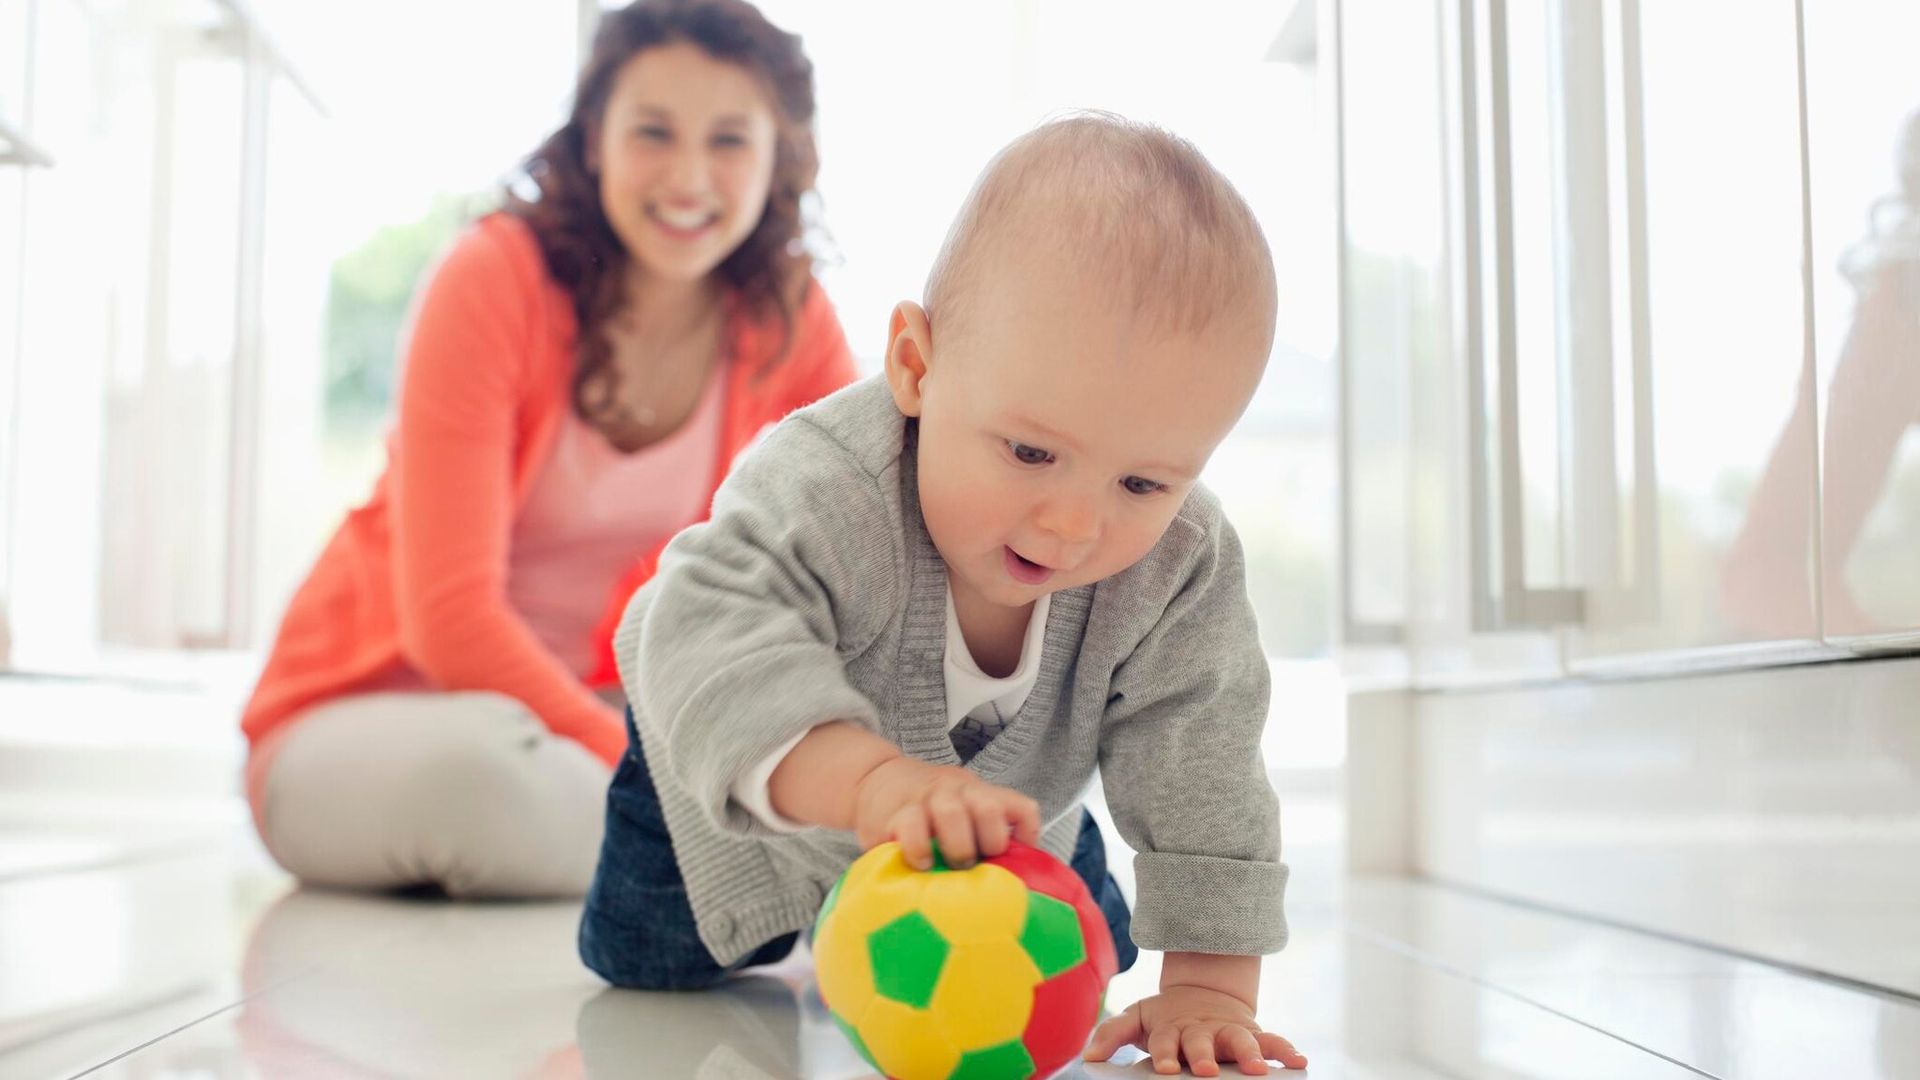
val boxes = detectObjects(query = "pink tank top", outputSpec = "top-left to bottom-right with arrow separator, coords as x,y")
244,363 -> 727,829
505,362 -> 727,676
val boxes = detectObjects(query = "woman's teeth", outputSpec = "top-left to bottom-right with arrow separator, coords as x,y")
652,206 -> 716,230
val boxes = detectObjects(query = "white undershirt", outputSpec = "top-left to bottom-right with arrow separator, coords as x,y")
728,584 -> 1052,832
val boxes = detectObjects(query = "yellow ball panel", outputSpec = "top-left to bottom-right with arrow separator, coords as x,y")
918,863 -> 1028,945
927,940 -> 1042,1048
828,849 -> 930,938
811,916 -> 876,1021
842,842 -> 910,892
856,997 -> 961,1080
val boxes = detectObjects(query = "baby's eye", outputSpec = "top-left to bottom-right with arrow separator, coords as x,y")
1121,476 -> 1166,496
1006,441 -> 1054,466
711,133 -> 746,149
635,125 -> 671,142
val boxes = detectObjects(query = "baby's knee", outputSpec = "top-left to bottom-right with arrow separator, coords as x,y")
577,903 -> 729,991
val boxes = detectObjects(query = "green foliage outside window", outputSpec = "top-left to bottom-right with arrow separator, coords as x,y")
322,193 -> 490,430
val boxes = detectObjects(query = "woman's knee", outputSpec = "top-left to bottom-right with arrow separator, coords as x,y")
413,704 -> 602,820
405,714 -> 607,896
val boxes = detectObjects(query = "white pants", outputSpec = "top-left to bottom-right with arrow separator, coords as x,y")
255,691 -> 614,899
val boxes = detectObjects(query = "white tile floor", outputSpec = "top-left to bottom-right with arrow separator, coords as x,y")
4,665 -> 1916,1079
4,818 -> 1919,1080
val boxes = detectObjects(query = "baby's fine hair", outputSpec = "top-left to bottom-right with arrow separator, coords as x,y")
924,112 -> 1278,342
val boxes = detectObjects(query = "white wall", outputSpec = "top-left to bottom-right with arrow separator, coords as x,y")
1381,654 -> 1920,995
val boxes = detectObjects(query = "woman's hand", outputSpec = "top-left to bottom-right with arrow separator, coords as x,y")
851,757 -> 1041,869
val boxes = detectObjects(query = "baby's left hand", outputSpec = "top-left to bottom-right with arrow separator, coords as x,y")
1083,985 -> 1308,1076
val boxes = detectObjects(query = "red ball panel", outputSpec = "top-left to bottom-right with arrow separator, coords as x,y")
1020,961 -> 1104,1076
988,841 -> 1119,984
987,843 -> 1089,906
1075,894 -> 1119,983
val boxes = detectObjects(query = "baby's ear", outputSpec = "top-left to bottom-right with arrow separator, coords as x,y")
884,302 -> 934,418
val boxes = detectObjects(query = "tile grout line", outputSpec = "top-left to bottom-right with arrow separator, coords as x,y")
0,986 -> 206,1057
62,900 -> 460,1078
1344,922 -> 1728,1080
64,965 -> 329,1080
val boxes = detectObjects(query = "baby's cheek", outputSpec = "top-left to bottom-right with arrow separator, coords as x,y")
1105,523 -> 1173,577
930,475 -> 1002,536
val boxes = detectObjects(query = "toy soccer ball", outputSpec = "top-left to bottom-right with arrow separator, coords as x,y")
811,839 -> 1119,1080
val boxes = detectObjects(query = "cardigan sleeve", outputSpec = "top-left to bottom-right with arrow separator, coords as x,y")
613,416 -> 897,837
389,220 -> 626,767
1097,492 -> 1289,956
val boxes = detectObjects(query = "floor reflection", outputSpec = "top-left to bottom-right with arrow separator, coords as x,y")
235,888 -> 593,1079
58,874 -> 1917,1079
576,977 -> 806,1079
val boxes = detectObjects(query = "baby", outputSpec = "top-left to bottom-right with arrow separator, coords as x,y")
582,113 -> 1306,1076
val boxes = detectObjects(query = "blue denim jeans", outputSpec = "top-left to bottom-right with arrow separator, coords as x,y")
579,709 -> 1139,990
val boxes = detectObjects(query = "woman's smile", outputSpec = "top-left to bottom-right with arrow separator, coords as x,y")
646,203 -> 721,240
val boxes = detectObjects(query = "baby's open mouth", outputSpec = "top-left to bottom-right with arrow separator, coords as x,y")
1004,546 -> 1054,585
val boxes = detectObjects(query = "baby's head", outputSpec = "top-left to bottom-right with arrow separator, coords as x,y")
885,113 -> 1276,611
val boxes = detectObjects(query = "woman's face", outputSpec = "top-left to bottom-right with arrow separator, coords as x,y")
592,42 -> 779,285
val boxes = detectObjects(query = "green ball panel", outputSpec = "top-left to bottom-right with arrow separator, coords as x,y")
869,910 -> 951,1008
819,874 -> 845,922
832,1013 -> 880,1073
1018,892 -> 1086,979
950,1038 -> 1038,1080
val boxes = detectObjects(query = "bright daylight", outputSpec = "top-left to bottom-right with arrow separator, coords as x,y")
1,0 -> 1917,1077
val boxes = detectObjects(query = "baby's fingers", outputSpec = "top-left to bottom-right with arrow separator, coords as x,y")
1003,791 -> 1042,847
891,808 -> 935,870
1146,1023 -> 1184,1075
1256,1031 -> 1308,1070
929,792 -> 978,867
967,793 -> 1013,859
1081,1005 -> 1143,1062
1221,1026 -> 1270,1075
1182,1025 -> 1228,1077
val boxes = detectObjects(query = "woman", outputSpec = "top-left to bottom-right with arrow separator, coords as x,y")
1723,108 -> 1920,637
241,0 -> 855,898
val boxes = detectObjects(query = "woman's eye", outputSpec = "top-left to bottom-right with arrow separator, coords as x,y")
1122,476 -> 1165,496
1007,441 -> 1053,466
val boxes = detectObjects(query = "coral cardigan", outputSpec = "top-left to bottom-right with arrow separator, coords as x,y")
240,213 -> 858,768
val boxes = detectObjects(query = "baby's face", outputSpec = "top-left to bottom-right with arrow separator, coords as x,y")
899,262 -> 1268,612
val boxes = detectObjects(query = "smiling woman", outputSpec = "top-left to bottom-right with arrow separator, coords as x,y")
512,2 -> 830,453
236,0 -> 856,901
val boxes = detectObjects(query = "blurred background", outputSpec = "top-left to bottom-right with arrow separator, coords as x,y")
0,0 -> 1336,675
0,0 -> 1345,841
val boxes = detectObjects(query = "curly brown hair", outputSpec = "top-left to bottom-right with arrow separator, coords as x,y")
506,0 -> 822,425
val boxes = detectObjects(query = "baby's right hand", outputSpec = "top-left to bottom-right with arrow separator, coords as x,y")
852,757 -> 1041,870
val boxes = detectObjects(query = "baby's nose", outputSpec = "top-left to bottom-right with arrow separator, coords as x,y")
1036,503 -> 1101,554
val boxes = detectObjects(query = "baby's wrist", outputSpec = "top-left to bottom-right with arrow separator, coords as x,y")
768,721 -> 900,830
1160,951 -> 1261,1012
850,754 -> 918,819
